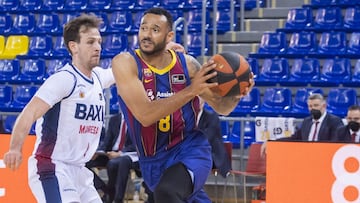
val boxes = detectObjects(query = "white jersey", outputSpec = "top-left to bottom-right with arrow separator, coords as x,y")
32,63 -> 114,166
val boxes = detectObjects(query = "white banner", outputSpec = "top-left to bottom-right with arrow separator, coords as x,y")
255,117 -> 296,141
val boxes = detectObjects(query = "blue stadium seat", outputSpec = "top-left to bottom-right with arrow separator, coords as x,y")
19,35 -> 53,59
109,85 -> 119,114
87,0 -> 111,11
107,11 -> 132,34
110,0 -> 135,10
246,57 -> 259,79
255,87 -> 292,117
17,59 -> 47,84
213,8 -> 237,33
312,58 -> 351,86
338,0 -> 360,7
63,0 -> 87,11
0,85 -> 12,111
313,7 -> 343,31
100,58 -> 112,69
186,32 -> 208,57
344,6 -> 360,31
283,7 -> 313,31
61,13 -> 80,28
243,120 -> 256,149
347,32 -> 360,55
187,9 -> 211,32
34,13 -> 61,35
47,59 -> 68,75
183,0 -> 209,9
41,0 -> 64,11
128,34 -> 139,50
102,34 -> 128,58
93,12 -> 109,34
316,31 -> 346,56
0,13 -> 12,35
343,59 -> 360,87
327,88 -> 357,118
0,0 -> 19,13
52,36 -> 70,59
130,11 -> 144,34
257,31 -> 287,56
220,120 -> 230,140
289,88 -> 324,118
3,115 -> 17,133
310,0 -> 338,7
286,31 -> 317,56
18,0 -> 43,11
161,0 -> 185,9
10,85 -> 38,111
256,58 -> 289,86
10,13 -> 36,35
0,59 -> 20,83
282,58 -> 320,86
134,0 -> 161,10
231,87 -> 260,116
228,121 -> 240,148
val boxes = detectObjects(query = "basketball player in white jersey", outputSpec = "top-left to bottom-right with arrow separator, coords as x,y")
3,14 -> 114,203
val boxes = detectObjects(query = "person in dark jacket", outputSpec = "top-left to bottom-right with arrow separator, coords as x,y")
336,105 -> 360,143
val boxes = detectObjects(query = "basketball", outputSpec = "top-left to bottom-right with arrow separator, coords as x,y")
208,52 -> 252,97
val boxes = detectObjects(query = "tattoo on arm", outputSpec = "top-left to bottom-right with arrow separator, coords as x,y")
190,56 -> 201,72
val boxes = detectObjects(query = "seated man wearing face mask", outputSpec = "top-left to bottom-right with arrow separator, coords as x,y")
261,93 -> 344,155
336,105 -> 360,143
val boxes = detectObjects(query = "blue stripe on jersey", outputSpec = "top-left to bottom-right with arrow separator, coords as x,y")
35,102 -> 60,173
119,51 -> 200,157
41,173 -> 62,203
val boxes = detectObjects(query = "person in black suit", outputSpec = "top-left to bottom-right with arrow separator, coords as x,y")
261,93 -> 344,155
198,99 -> 232,178
86,113 -> 154,203
336,105 -> 360,143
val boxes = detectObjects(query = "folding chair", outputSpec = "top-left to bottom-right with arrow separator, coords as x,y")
223,142 -> 266,203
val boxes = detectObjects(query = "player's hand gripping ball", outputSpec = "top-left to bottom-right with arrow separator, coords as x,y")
208,52 -> 252,97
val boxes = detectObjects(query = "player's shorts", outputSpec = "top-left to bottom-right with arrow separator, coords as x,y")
28,156 -> 102,203
139,131 -> 212,202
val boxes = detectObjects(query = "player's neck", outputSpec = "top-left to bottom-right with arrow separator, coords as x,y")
72,61 -> 92,78
139,50 -> 172,70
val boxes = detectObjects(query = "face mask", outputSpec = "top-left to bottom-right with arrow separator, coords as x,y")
311,109 -> 322,120
348,121 -> 360,132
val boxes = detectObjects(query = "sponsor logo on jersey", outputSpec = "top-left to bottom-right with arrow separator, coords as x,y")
146,89 -> 155,100
156,91 -> 174,99
144,78 -> 153,83
171,74 -> 185,84
75,103 -> 104,121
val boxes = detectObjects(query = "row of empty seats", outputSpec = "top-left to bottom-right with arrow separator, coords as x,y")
280,6 -> 360,33
0,0 -> 262,13
250,57 -> 360,87
205,87 -> 358,118
249,31 -> 360,58
309,0 -> 360,8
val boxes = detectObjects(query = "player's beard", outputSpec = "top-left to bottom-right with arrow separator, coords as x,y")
140,38 -> 167,56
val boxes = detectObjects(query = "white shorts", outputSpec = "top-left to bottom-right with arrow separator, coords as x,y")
28,156 -> 102,203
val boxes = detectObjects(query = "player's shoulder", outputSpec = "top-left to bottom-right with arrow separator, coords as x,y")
112,51 -> 135,63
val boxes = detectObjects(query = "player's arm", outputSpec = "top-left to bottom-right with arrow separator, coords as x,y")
185,54 -> 254,116
3,97 -> 50,170
111,52 -> 218,127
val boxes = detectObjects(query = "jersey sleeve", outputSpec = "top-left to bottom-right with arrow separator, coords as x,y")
34,71 -> 76,107
93,67 -> 115,89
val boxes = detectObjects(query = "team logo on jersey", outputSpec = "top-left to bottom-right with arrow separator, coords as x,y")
79,91 -> 85,98
146,89 -> 155,100
143,68 -> 152,77
171,74 -> 185,84
99,93 -> 103,101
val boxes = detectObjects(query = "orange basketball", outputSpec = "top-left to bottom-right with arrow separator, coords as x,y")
208,52 -> 252,97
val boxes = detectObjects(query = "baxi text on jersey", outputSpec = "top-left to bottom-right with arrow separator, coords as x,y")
74,103 -> 104,121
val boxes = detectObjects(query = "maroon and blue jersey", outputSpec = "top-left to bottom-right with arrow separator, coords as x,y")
118,49 -> 200,157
